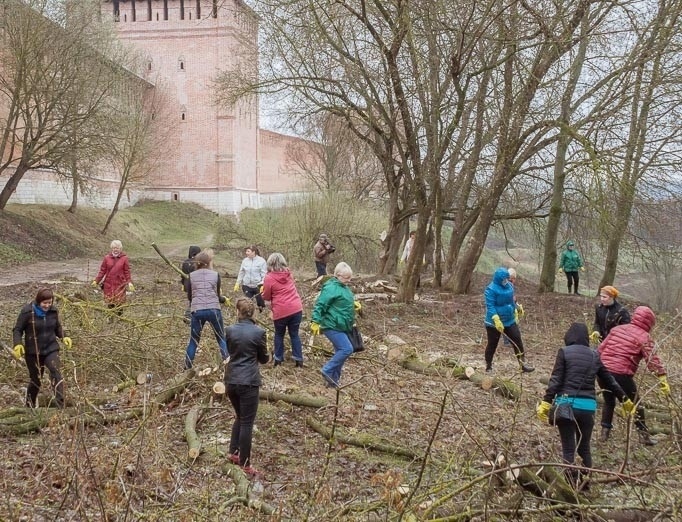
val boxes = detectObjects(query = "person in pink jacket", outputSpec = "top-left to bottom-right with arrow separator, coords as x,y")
598,305 -> 670,445
92,240 -> 133,315
262,253 -> 304,368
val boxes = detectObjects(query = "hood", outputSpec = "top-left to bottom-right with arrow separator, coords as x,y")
188,245 -> 201,258
564,322 -> 589,346
492,267 -> 510,285
631,306 -> 656,332
270,269 -> 294,284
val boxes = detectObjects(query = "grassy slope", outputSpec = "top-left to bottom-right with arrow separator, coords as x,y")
0,200 -> 220,264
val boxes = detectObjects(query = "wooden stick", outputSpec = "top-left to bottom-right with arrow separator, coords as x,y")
151,242 -> 187,279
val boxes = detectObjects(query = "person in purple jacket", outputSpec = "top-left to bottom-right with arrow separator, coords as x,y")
262,253 -> 304,368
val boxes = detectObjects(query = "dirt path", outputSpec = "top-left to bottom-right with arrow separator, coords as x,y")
0,234 -> 214,288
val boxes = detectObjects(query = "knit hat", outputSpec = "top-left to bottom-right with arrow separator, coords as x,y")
566,240 -> 575,247
600,285 -> 619,298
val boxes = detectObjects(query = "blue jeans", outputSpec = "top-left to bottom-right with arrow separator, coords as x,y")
185,308 -> 228,369
321,329 -> 353,385
273,311 -> 303,362
315,261 -> 327,277
227,383 -> 260,467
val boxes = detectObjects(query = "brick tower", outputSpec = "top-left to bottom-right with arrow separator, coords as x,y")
101,0 -> 260,213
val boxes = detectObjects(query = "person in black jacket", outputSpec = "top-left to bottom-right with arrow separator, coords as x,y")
537,323 -> 633,490
12,288 -> 72,408
591,285 -> 630,345
224,297 -> 269,477
181,245 -> 201,323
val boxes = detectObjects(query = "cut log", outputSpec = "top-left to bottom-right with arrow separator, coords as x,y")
113,379 -> 135,393
153,369 -> 196,405
137,372 -> 150,385
212,381 -> 226,395
305,417 -> 421,460
259,389 -> 327,408
354,293 -> 393,301
185,404 -> 203,459
398,357 -> 521,400
465,366 -> 476,379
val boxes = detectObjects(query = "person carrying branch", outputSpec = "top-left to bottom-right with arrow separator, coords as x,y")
234,245 -> 267,312
12,288 -> 72,408
180,245 -> 201,323
184,249 -> 229,369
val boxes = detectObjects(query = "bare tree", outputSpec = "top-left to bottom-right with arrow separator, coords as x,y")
101,84 -> 175,234
0,0 -> 135,210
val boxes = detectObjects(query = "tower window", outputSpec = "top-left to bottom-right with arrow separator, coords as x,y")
178,57 -> 185,71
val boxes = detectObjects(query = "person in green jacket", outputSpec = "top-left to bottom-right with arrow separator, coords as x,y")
310,262 -> 358,388
558,240 -> 585,295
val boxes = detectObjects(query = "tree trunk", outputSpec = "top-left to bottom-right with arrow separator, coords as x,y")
67,161 -> 79,213
102,171 -> 128,234
0,160 -> 29,210
540,15 -> 589,293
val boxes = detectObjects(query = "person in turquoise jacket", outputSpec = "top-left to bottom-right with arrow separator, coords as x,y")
310,262 -> 358,388
558,240 -> 585,295
483,267 -> 534,373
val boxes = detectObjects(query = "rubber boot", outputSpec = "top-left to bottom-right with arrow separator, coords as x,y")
520,360 -> 535,373
599,427 -> 611,442
638,430 -> 657,446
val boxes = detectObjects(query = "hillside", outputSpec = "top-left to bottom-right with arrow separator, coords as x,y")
0,203 -> 680,521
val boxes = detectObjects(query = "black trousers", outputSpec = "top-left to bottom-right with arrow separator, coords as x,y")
599,373 -> 648,432
565,271 -> 580,293
557,408 -> 594,469
25,351 -> 63,407
485,324 -> 525,368
227,383 -> 260,467
242,285 -> 265,310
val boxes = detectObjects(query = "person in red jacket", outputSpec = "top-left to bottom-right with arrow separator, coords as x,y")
262,253 -> 304,368
92,240 -> 133,315
598,305 -> 670,445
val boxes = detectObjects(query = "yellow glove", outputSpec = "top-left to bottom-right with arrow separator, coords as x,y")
659,375 -> 671,396
492,314 -> 504,333
310,322 -> 321,335
622,398 -> 635,415
558,267 -> 564,273
536,401 -> 551,423
62,337 -> 72,349
91,280 -> 99,288
580,266 -> 586,272
127,282 -> 135,292
589,331 -> 601,344
258,284 -> 264,294
12,344 -> 25,359
514,309 -> 519,324
354,301 -> 362,312
516,303 -> 525,318
219,295 -> 231,306
233,282 -> 240,292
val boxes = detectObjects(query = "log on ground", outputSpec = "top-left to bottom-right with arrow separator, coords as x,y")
305,416 -> 421,460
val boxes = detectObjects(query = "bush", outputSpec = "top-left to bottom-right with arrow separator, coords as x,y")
214,192 -> 386,274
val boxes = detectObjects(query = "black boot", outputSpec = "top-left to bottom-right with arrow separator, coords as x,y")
638,430 -> 657,446
599,427 -> 611,442
295,360 -> 304,368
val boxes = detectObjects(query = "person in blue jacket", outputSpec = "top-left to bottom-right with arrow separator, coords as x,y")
483,267 -> 534,373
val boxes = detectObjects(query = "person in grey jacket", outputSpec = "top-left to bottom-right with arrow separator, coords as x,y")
224,297 -> 269,477
234,245 -> 267,312
184,249 -> 229,369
